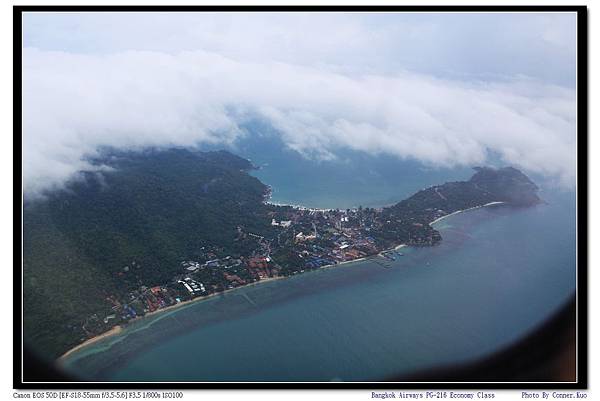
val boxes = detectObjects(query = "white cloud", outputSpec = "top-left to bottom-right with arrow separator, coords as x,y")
22,13 -> 577,196
23,12 -> 576,86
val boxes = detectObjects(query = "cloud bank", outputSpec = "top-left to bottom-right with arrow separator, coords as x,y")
22,13 -> 577,196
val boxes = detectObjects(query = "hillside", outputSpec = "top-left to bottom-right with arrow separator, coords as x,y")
374,167 -> 541,247
23,148 -> 277,358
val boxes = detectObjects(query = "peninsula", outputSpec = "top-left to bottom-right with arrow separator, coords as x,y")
23,149 -> 541,359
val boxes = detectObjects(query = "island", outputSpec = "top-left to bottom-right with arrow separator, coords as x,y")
22,148 -> 541,359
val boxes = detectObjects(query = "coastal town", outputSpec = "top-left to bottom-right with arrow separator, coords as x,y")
80,205 -> 415,340
67,165 -> 541,353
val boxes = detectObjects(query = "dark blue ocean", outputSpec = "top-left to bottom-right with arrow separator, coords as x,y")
62,140 -> 577,381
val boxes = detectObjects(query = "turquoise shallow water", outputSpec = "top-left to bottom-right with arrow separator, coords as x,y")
63,189 -> 576,382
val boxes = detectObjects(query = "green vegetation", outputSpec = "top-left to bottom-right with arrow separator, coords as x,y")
23,149 -> 540,359
23,148 -> 278,358
374,166 -> 540,248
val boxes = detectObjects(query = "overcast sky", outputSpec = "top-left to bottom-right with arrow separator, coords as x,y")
22,12 -> 577,196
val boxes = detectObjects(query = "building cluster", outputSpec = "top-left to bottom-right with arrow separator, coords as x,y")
83,202 -> 441,341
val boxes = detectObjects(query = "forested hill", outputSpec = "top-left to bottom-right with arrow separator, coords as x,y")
23,149 -> 277,358
381,166 -> 541,230
469,166 -> 541,205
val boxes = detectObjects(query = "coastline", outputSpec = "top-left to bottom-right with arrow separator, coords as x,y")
59,325 -> 123,361
57,254 -> 379,362
266,200 -> 334,212
429,201 -> 505,226
58,200 -> 504,361
58,276 -> 285,362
